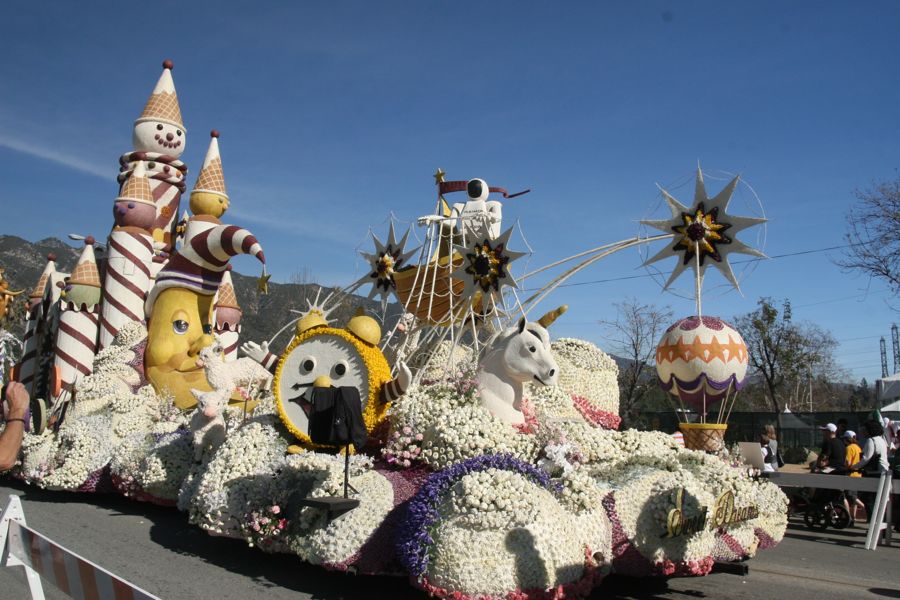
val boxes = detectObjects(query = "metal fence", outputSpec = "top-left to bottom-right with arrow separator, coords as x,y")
639,410 -> 900,452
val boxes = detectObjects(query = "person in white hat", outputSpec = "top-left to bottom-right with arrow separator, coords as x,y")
815,422 -> 846,472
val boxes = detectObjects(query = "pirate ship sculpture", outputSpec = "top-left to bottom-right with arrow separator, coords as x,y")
3,60 -> 787,600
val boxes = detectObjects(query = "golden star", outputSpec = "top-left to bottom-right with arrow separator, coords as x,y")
433,168 -> 446,184
257,273 -> 272,294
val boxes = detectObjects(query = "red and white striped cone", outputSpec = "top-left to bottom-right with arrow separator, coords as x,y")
17,314 -> 41,390
52,306 -> 100,403
16,256 -> 60,392
99,229 -> 154,349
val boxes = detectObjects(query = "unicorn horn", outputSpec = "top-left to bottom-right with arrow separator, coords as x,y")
537,305 -> 568,328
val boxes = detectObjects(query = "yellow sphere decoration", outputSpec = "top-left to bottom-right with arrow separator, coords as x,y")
189,191 -> 229,219
347,314 -> 381,346
296,308 -> 328,336
274,325 -> 392,449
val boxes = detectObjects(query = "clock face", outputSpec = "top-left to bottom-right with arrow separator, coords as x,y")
276,333 -> 369,438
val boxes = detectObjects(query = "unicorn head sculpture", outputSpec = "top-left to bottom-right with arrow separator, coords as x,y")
476,306 -> 567,424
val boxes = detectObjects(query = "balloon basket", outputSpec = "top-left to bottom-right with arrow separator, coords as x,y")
679,423 -> 728,452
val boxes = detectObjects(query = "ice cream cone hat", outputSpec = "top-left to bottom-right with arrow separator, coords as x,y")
193,131 -> 227,200
190,131 -> 229,218
68,237 -> 101,288
215,267 -> 239,309
135,60 -> 185,130
65,237 -> 102,309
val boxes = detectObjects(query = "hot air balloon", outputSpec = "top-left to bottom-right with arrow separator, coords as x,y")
655,315 -> 748,451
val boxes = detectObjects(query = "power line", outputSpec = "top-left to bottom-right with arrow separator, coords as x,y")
520,242 -> 857,291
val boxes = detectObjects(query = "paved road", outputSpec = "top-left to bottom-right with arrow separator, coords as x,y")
0,478 -> 898,599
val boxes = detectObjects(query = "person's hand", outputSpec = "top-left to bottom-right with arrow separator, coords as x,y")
5,382 -> 29,420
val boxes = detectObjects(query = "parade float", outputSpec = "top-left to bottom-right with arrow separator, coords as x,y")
1,60 -> 787,599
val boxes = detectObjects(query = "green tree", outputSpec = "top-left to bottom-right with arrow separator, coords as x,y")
733,297 -> 839,413
848,378 -> 872,411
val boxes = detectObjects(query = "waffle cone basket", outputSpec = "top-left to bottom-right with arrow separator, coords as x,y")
679,423 -> 728,452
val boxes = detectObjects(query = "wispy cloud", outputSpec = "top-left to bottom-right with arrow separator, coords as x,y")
0,134 -> 111,180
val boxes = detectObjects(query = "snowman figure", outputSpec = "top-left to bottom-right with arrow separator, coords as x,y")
131,59 -> 186,157
117,60 -> 189,255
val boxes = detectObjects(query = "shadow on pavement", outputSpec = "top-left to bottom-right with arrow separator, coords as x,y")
870,589 -> 900,598
592,575 -> 706,599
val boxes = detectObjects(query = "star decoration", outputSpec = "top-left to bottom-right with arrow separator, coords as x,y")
641,166 -> 766,292
451,226 -> 525,300
257,272 -> 271,294
433,168 -> 446,184
354,223 -> 419,305
671,202 -> 731,265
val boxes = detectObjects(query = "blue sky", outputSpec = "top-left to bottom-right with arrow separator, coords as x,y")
1,2 -> 898,388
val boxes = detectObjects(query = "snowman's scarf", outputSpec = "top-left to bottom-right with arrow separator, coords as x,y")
118,152 -> 188,192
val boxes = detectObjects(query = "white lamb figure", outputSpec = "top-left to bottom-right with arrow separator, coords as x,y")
189,389 -> 227,461
196,338 -> 274,395
188,339 -> 274,460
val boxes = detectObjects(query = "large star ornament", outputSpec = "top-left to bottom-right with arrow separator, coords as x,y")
641,167 -> 766,292
451,226 -> 525,301
354,223 -> 419,305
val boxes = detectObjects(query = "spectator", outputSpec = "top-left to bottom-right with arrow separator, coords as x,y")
760,433 -> 776,473
841,430 -> 865,522
764,424 -> 783,470
0,381 -> 29,471
815,422 -> 846,471
849,419 -> 890,476
842,430 -> 862,478
849,419 -> 890,520
883,417 -> 898,455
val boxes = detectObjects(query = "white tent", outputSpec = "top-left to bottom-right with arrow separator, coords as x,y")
877,372 -> 900,406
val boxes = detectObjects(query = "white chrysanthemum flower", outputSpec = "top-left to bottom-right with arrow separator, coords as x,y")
547,338 -> 619,415
287,453 -> 393,565
42,414 -> 114,490
188,421 -> 289,536
420,404 -> 539,469
425,469 -> 610,596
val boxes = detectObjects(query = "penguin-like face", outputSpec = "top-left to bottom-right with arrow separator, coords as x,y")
133,121 -> 186,157
467,178 -> 489,202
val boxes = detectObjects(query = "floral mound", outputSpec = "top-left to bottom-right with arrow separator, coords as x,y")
13,328 -> 788,600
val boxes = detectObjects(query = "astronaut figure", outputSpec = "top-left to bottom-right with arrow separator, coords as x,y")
451,178 -> 502,242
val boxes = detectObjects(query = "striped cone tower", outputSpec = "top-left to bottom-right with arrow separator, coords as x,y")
16,255 -> 57,392
52,238 -> 102,407
213,267 -> 242,361
99,163 -> 156,349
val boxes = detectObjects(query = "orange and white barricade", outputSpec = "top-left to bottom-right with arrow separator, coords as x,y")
0,495 -> 160,600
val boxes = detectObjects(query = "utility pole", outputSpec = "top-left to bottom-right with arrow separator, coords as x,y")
892,323 -> 899,374
881,337 -> 889,378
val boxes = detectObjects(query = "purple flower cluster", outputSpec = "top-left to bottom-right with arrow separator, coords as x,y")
396,454 -> 558,578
